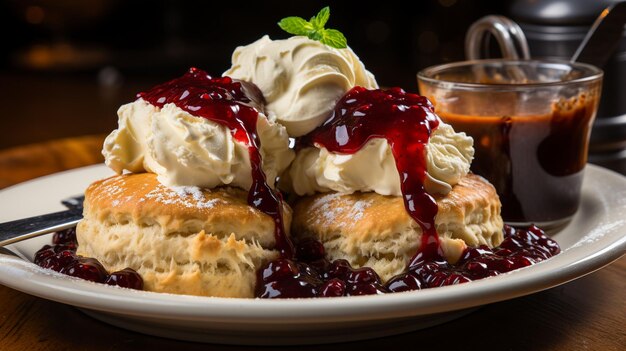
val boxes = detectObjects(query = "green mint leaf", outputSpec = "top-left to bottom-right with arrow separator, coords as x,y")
319,28 -> 347,49
278,7 -> 347,49
311,6 -> 330,29
278,16 -> 313,36
308,30 -> 323,41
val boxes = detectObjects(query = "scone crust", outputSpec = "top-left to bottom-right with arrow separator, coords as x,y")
292,174 -> 503,282
77,173 -> 291,298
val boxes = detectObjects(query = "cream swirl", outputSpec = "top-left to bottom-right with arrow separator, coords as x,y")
103,99 -> 294,189
224,35 -> 378,137
287,122 -> 474,196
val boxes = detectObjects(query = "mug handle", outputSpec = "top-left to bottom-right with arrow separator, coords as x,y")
465,15 -> 531,60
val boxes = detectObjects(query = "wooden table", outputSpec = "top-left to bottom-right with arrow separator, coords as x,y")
0,135 -> 624,351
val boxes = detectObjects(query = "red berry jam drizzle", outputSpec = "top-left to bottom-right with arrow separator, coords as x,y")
138,67 -> 293,258
256,87 -> 561,298
304,86 -> 443,263
33,79 -> 561,297
34,227 -> 143,290
257,225 -> 560,297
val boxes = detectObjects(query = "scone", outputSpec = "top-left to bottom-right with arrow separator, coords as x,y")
292,174 -> 503,283
77,173 -> 292,298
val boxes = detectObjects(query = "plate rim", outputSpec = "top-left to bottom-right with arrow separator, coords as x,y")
0,164 -> 625,324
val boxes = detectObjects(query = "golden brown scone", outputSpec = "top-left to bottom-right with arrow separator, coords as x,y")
292,174 -> 503,283
77,173 -> 292,298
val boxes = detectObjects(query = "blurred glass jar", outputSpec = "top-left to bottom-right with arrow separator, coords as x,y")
418,59 -> 602,229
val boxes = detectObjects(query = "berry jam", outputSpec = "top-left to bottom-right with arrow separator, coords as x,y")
34,228 -> 143,290
256,239 -> 387,298
61,257 -> 108,283
301,87 -> 442,262
256,87 -> 561,298
256,225 -> 560,297
32,82 -> 561,298
105,268 -> 144,290
138,68 -> 293,258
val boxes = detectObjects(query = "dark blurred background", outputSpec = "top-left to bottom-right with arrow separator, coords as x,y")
0,0 -> 508,150
3,0 -> 626,174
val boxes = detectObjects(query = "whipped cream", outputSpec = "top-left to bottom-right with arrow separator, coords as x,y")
288,122 -> 474,196
103,99 -> 294,189
224,35 -> 378,137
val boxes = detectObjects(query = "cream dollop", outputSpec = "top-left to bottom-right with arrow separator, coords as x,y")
224,35 -> 378,137
103,99 -> 294,189
287,122 -> 474,196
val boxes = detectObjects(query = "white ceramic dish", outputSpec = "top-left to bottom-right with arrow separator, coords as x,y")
0,164 -> 625,345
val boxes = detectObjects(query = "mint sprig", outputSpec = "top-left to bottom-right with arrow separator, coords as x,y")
278,6 -> 347,49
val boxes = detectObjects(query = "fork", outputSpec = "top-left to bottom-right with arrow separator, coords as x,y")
0,195 -> 84,247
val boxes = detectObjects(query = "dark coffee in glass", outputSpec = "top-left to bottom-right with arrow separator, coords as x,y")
419,60 -> 602,228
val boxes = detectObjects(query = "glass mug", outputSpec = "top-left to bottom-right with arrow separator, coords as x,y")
418,60 -> 603,228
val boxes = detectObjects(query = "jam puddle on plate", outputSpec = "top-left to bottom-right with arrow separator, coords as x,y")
257,87 -> 561,298
33,77 -> 561,298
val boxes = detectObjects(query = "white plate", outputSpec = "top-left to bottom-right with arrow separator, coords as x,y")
0,164 -> 625,345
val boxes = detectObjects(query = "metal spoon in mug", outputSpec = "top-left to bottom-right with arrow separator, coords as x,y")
466,3 -> 626,69
571,2 -> 626,68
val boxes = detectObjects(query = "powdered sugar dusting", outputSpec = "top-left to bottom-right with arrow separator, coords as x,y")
144,184 -> 221,209
103,185 -> 123,197
567,183 -> 626,249
309,193 -> 342,224
310,192 -> 342,211
570,218 -> 626,248
93,178 -> 125,203
321,204 -> 342,223
310,192 -> 374,224
171,186 -> 205,202
350,198 -> 374,221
